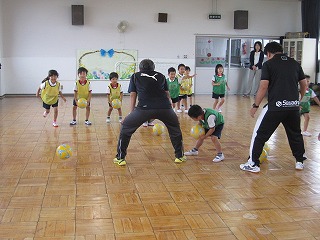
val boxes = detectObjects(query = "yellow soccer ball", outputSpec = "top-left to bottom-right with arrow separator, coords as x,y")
152,123 -> 165,136
190,125 -> 205,139
112,99 -> 122,109
263,143 -> 270,154
77,98 -> 87,109
181,81 -> 190,91
259,149 -> 268,163
56,144 -> 72,160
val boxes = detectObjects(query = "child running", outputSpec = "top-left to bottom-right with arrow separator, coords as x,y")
184,105 -> 225,162
212,64 -> 230,112
300,75 -> 320,136
36,69 -> 66,127
106,72 -> 123,123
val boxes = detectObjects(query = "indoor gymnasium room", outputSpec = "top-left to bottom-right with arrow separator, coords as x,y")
0,0 -> 320,239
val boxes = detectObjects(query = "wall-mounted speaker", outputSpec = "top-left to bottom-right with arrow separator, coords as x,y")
72,5 -> 84,25
158,13 -> 168,23
234,10 -> 248,29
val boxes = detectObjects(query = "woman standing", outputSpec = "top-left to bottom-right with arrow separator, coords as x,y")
243,41 -> 264,97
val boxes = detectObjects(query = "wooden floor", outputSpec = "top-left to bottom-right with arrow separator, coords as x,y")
1,95 -> 320,240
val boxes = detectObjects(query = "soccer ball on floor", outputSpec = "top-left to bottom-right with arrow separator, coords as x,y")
152,123 -> 165,136
112,99 -> 122,109
190,125 -> 205,139
259,148 -> 268,163
56,144 -> 73,160
77,98 -> 87,108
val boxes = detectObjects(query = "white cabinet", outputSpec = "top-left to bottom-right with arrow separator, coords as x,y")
283,38 -> 317,82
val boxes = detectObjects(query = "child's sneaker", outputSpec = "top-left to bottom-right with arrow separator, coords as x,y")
70,120 -> 77,125
184,109 -> 188,113
113,157 -> 126,166
176,109 -> 182,113
218,108 -> 222,113
43,111 -> 49,117
240,162 -> 260,173
302,131 -> 312,137
142,122 -> 148,127
213,153 -> 224,162
295,161 -> 304,170
148,121 -> 154,126
184,149 -> 198,156
52,121 -> 58,127
174,156 -> 187,163
119,117 -> 122,123
85,120 -> 92,125
106,117 -> 111,123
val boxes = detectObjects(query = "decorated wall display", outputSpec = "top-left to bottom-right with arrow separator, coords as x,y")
77,49 -> 138,80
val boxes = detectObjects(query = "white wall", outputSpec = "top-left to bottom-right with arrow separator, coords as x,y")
1,0 -> 302,94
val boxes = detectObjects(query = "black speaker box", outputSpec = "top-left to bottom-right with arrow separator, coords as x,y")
72,5 -> 84,25
234,10 -> 248,29
158,13 -> 168,23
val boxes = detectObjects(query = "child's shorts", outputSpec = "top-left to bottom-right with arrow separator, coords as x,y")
179,94 -> 187,100
43,101 -> 58,109
187,93 -> 193,97
171,97 -> 179,103
205,123 -> 224,139
212,92 -> 225,99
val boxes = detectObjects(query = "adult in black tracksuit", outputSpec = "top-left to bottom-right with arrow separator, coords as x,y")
113,59 -> 185,166
240,42 -> 308,173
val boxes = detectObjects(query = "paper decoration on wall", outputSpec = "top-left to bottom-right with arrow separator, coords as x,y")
77,49 -> 137,80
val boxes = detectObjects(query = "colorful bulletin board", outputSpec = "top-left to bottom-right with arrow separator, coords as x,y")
77,49 -> 138,80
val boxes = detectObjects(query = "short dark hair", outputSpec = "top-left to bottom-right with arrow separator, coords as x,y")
185,66 -> 191,71
78,67 -> 88,75
178,64 -> 185,70
139,59 -> 155,71
304,74 -> 310,79
109,72 -> 119,80
264,42 -> 283,55
215,64 -> 223,75
168,67 -> 176,74
48,69 -> 59,77
188,105 -> 203,118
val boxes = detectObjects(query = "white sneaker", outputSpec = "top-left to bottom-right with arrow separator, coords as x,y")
148,121 -> 154,126
52,121 -> 58,127
176,109 -> 182,113
142,122 -> 148,127
240,161 -> 260,173
106,118 -> 111,123
85,120 -> 92,125
43,111 -> 49,117
184,149 -> 199,156
119,117 -> 122,123
213,153 -> 225,162
184,110 -> 188,113
70,120 -> 77,125
295,162 -> 304,170
302,131 -> 312,137
218,108 -> 222,113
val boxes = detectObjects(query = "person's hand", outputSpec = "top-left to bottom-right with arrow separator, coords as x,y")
252,66 -> 257,71
250,107 -> 258,118
227,86 -> 230,91
63,97 -> 67,102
